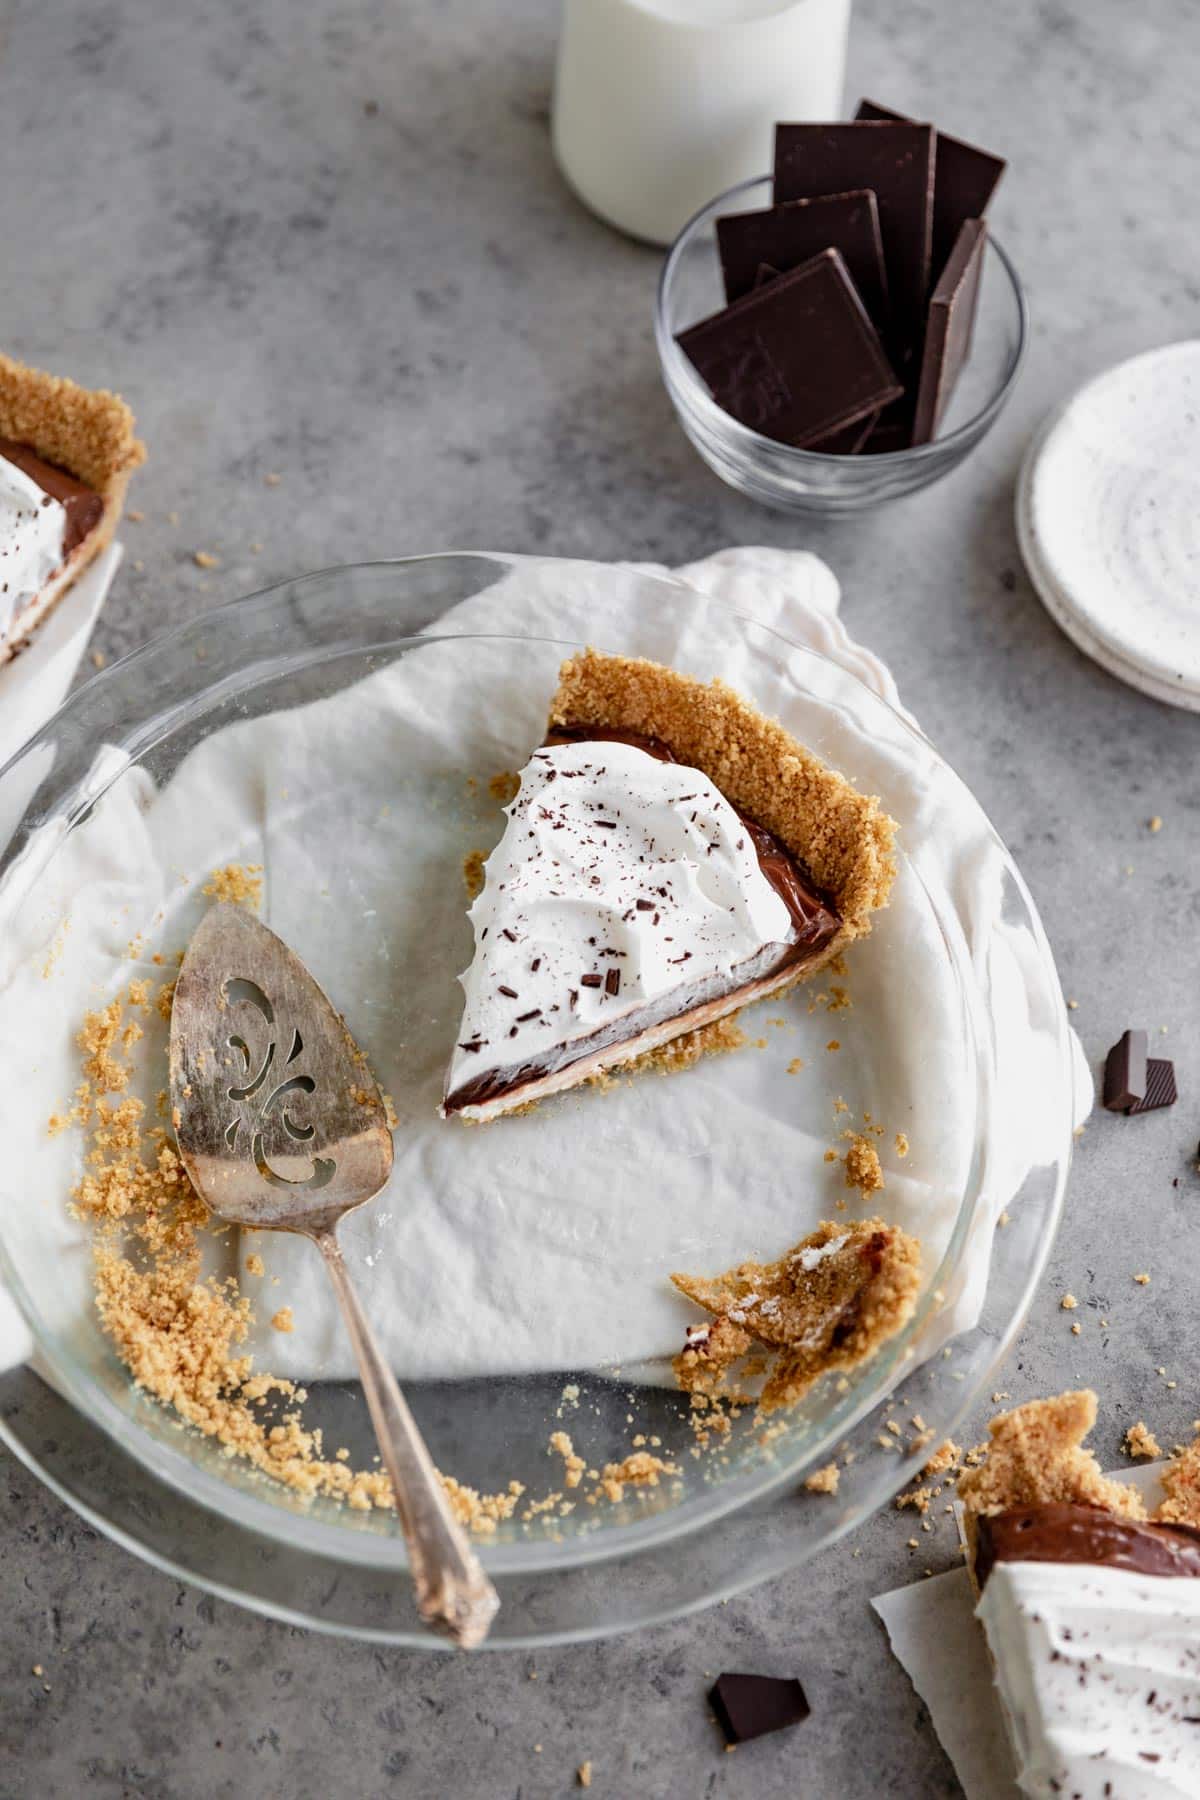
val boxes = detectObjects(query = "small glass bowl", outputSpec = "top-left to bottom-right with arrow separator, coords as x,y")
656,175 -> 1028,514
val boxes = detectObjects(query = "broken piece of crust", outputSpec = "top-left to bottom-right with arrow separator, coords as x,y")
0,352 -> 144,662
671,1216 -> 921,1414
958,1391 -> 1147,1522
1157,1436 -> 1200,1529
549,650 -> 897,961
957,1391 -> 1147,1584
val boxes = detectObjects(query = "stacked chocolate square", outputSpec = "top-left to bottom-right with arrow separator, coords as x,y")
676,102 -> 1005,455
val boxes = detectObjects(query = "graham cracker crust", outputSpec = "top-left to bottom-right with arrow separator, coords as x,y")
0,351 -> 144,663
671,1215 -> 921,1413
549,649 -> 898,966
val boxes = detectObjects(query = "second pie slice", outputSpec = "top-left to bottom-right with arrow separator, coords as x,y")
442,651 -> 896,1123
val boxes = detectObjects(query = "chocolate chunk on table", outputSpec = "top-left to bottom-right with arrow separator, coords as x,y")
675,248 -> 902,449
911,218 -> 988,445
1128,1058 -> 1177,1115
1103,1028 -> 1148,1112
717,189 -> 889,326
856,99 -> 1006,287
710,1672 -> 810,1745
773,122 -> 935,368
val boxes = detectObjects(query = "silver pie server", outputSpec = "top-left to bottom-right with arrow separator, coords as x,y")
168,901 -> 499,1648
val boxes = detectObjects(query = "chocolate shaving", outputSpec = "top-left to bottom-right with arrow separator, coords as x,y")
497,984 -> 518,999
604,967 -> 621,998
580,973 -> 602,989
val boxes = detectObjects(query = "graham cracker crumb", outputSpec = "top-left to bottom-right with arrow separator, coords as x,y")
1124,1421 -> 1161,1460
156,980 -> 176,1022
549,1430 -> 586,1489
1060,1293 -> 1078,1310
488,770 -> 520,805
804,1461 -> 839,1495
264,472 -> 282,486
787,1057 -> 804,1075
271,1307 -> 294,1333
826,1039 -> 841,1052
958,1391 -> 1146,1523
1157,1430 -> 1200,1528
245,1254 -> 265,1278
577,1761 -> 593,1789
896,1485 -> 931,1514
193,551 -> 219,569
894,1132 -> 909,1158
1134,1271 -> 1151,1285
843,1132 -> 884,1198
1149,816 -> 1163,832
203,864 -> 263,909
672,1216 -> 921,1414
462,848 -> 487,899
592,1451 -> 676,1503
91,649 -> 107,669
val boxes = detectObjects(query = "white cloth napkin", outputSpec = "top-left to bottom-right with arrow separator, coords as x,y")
0,544 -> 120,1367
0,548 -> 1090,1379
872,1461 -> 1169,1800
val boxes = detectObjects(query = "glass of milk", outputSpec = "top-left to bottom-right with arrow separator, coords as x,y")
552,0 -> 852,246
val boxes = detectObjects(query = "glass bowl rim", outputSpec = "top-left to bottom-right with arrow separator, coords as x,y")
0,554 -> 1070,1601
655,173 -> 1030,466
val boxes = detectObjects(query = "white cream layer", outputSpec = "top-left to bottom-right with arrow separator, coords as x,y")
444,738 -> 794,1108
0,457 -> 67,645
978,1558 -> 1200,1800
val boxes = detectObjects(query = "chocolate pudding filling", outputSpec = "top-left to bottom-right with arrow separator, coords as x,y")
0,436 -> 103,556
976,1502 -> 1200,1590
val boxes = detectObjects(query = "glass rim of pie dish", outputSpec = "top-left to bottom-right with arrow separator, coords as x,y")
0,554 -> 1074,1645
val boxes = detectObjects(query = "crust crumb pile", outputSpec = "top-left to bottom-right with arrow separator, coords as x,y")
1124,1420 -> 1162,1461
202,863 -> 263,909
58,989 -> 693,1535
671,1216 -> 921,1413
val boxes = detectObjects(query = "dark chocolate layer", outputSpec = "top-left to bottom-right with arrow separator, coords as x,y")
0,436 -> 103,556
444,730 -> 841,1114
976,1502 -> 1200,1590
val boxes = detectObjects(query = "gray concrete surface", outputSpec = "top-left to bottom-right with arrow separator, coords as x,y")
3,0 -> 1200,1794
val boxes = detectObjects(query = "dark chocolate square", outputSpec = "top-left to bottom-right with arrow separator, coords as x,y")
675,248 -> 902,449
911,218 -> 988,444
856,99 -> 1006,286
710,1672 -> 810,1745
1103,1029 -> 1149,1113
717,189 -> 889,326
773,122 -> 935,368
1128,1058 -> 1177,1115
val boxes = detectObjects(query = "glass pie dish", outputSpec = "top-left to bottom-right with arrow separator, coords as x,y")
0,555 -> 1073,1648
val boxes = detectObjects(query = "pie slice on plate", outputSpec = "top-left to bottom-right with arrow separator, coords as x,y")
959,1392 -> 1200,1797
0,352 -> 144,666
442,650 -> 896,1122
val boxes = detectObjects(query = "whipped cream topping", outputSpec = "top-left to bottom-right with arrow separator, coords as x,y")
978,1559 -> 1200,1799
0,455 -> 67,644
444,738 -> 795,1108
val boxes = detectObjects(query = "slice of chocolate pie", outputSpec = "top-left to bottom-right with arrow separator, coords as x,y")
959,1392 -> 1200,1799
0,352 -> 144,665
442,650 -> 896,1122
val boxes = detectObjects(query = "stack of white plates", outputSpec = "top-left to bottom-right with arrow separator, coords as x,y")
1017,341 -> 1200,710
